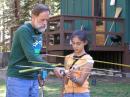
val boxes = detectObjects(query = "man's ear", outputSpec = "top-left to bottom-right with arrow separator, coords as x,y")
84,40 -> 88,45
32,14 -> 36,21
32,15 -> 34,21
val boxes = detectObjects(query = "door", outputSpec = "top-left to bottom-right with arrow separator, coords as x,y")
92,0 -> 106,46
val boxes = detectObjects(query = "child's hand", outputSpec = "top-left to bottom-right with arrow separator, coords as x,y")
65,69 -> 74,78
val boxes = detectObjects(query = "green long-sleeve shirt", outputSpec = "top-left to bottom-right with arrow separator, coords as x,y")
7,23 -> 53,79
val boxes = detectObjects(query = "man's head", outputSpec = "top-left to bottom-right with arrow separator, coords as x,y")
31,4 -> 50,33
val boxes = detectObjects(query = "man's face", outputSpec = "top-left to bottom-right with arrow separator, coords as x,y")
33,11 -> 49,33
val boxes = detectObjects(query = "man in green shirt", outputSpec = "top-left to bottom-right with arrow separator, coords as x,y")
6,4 -> 58,97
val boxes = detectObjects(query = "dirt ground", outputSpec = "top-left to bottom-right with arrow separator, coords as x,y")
0,67 -> 130,84
0,67 -> 7,80
90,75 -> 130,84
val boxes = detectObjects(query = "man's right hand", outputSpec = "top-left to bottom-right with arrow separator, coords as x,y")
54,67 -> 63,78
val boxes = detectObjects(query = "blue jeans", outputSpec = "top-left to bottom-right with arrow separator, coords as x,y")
64,92 -> 90,97
6,77 -> 39,97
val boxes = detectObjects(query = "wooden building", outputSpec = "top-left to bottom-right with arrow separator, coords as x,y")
44,0 -> 130,72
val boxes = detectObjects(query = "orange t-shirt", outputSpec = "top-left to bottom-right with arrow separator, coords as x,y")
64,53 -> 93,93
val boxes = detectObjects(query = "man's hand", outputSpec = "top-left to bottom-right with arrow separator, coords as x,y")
53,67 -> 62,78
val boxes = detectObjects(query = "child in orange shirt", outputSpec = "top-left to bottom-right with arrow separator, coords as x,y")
63,30 -> 94,97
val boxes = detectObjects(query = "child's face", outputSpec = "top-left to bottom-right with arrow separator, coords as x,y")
71,36 -> 87,54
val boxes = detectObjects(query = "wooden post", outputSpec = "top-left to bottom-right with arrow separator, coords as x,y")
60,16 -> 64,49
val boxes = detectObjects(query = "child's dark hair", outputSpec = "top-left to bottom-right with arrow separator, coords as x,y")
70,30 -> 89,51
70,30 -> 88,42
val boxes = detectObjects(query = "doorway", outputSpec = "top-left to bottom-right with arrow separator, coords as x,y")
92,0 -> 106,46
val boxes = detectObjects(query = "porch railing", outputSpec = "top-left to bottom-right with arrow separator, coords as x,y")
44,15 -> 125,51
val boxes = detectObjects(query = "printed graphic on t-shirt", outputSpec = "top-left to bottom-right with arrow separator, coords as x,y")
32,35 -> 42,55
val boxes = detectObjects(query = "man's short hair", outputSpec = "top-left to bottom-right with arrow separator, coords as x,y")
32,4 -> 50,16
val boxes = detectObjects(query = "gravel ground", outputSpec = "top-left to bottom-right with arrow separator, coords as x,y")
0,67 -> 7,80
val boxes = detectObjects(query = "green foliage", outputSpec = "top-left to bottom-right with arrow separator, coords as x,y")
19,0 -> 37,24
45,0 -> 60,16
19,0 -> 60,24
